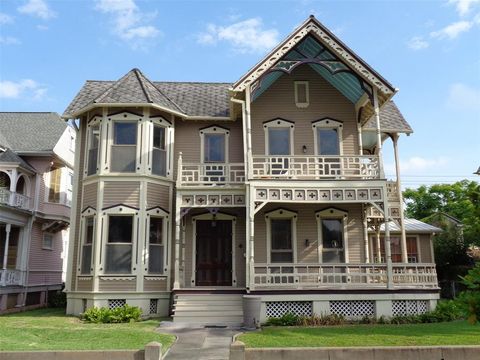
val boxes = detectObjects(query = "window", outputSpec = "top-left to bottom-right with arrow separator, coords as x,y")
294,81 -> 309,108
312,119 -> 343,156
148,217 -> 164,274
87,125 -> 100,176
111,122 -> 137,173
266,208 -> 297,263
316,208 -> 348,263
152,125 -> 167,176
81,217 -> 94,274
268,128 -> 290,155
200,126 -> 230,182
69,134 -> 75,152
105,215 -> 133,274
43,233 -> 53,250
204,134 -> 225,162
48,168 -> 61,203
372,236 -> 418,263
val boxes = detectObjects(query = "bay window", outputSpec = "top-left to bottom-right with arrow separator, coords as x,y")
148,217 -> 164,274
81,217 -> 94,274
152,125 -> 167,176
105,215 -> 133,274
111,122 -> 137,173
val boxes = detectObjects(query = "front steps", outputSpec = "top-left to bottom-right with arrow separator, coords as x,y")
172,293 -> 244,326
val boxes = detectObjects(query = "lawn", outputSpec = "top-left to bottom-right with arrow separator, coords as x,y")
239,321 -> 480,347
0,308 -> 175,351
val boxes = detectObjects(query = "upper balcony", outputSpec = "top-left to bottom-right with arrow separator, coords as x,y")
178,162 -> 245,187
252,155 -> 381,180
0,189 -> 32,211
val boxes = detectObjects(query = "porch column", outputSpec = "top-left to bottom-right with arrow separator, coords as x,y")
392,134 -> 408,263
245,86 -> 254,179
247,186 -> 255,291
373,89 -> 384,178
8,169 -> 17,206
357,123 -> 364,155
173,194 -> 181,289
375,226 -> 381,262
1,224 -> 11,286
383,199 -> 394,289
180,218 -> 186,287
362,205 -> 370,263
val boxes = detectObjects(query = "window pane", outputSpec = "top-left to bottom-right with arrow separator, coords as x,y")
268,128 -> 290,155
296,83 -> 307,103
149,245 -> 164,274
87,127 -> 99,176
153,126 -> 165,150
81,245 -> 92,274
322,219 -> 343,248
114,122 -> 137,145
48,168 -> 61,203
105,244 -> 132,273
322,250 -> 344,263
111,145 -> 136,172
271,252 -> 293,262
318,128 -> 339,155
149,218 -> 163,244
152,148 -> 167,176
85,218 -> 94,244
271,219 -> 292,250
204,134 -> 225,162
108,216 -> 133,243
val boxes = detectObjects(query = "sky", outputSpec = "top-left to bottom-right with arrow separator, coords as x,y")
0,0 -> 479,188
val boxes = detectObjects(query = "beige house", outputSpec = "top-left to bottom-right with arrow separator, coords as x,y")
63,16 -> 439,324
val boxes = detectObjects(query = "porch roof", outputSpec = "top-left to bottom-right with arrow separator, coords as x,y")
0,148 -> 36,173
370,219 -> 442,234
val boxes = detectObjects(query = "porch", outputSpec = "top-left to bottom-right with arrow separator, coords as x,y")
0,189 -> 31,211
0,224 -> 23,287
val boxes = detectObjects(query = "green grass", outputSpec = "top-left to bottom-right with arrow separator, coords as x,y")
239,321 -> 480,347
0,308 -> 175,352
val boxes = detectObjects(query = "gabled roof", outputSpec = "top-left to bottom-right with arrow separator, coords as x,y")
0,112 -> 66,153
0,148 -> 36,173
364,101 -> 413,134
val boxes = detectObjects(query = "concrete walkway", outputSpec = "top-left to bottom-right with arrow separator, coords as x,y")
160,323 -> 239,360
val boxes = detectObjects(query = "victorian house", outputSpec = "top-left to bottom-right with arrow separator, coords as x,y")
63,16 -> 439,324
0,112 -> 74,312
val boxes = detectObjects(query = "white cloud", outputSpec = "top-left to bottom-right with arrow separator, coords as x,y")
17,0 -> 56,20
0,79 -> 47,100
0,12 -> 14,25
0,36 -> 21,45
37,24 -> 49,31
447,83 -> 480,111
430,20 -> 473,39
197,18 -> 279,54
95,0 -> 160,49
448,0 -> 480,16
407,36 -> 429,50
386,157 -> 449,174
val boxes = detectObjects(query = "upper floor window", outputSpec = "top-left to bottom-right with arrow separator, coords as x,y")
294,81 -> 309,108
43,233 -> 54,250
111,121 -> 137,173
200,126 -> 229,163
264,119 -> 294,156
48,167 -> 61,203
312,119 -> 343,156
87,122 -> 100,176
152,125 -> 167,176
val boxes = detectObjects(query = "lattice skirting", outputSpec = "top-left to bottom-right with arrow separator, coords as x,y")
266,301 -> 313,318
392,300 -> 428,316
330,300 -> 375,318
108,299 -> 126,309
149,299 -> 158,314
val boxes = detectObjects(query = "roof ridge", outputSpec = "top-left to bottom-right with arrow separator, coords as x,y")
133,69 -> 154,103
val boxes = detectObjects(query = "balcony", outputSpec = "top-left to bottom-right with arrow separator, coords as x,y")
253,263 -> 438,289
178,163 -> 245,187
252,155 -> 380,180
0,269 -> 23,286
0,189 -> 31,211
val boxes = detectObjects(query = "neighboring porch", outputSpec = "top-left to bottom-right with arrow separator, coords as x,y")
0,224 -> 24,287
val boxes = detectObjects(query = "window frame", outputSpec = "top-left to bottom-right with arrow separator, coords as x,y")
312,118 -> 343,156
85,116 -> 101,177
47,167 -> 62,203
42,233 -> 54,250
80,212 -> 96,275
199,125 -> 230,164
263,119 -> 295,156
265,208 -> 297,264
146,207 -> 169,275
294,81 -> 310,108
316,208 -> 349,264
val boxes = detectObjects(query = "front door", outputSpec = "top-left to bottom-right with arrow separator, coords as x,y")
195,220 -> 232,286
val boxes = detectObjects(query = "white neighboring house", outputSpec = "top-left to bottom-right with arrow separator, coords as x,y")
0,112 -> 75,312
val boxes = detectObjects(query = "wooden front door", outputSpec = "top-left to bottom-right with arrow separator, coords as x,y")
195,220 -> 232,286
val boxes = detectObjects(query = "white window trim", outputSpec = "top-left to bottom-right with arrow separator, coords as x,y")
78,207 -> 97,274
316,208 -> 349,263
265,208 -> 297,264
312,118 -> 343,156
84,115 -> 102,178
101,205 -> 139,275
148,116 -> 173,178
190,212 -> 237,287
199,125 -> 230,163
263,119 -> 295,155
42,232 -> 54,250
294,81 -> 309,108
146,207 -> 169,275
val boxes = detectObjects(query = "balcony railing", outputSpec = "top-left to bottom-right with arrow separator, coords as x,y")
252,155 -> 380,180
0,189 -> 31,211
0,269 -> 23,286
253,263 -> 438,289
179,163 -> 245,186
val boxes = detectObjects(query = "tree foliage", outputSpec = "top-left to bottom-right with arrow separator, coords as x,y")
403,180 -> 480,247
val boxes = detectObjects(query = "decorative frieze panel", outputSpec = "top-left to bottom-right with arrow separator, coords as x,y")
255,187 -> 383,203
181,193 -> 246,207
367,204 -> 401,219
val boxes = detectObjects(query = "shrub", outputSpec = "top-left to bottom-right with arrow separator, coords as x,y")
266,312 -> 299,326
297,314 -> 345,326
457,262 -> 480,324
81,305 -> 142,323
48,291 -> 67,308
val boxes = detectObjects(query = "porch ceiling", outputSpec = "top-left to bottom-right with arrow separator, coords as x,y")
251,35 -> 372,104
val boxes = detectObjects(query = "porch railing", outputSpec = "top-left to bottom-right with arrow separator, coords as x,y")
252,155 -> 380,180
0,189 -> 31,211
0,269 -> 23,286
253,263 -> 438,289
179,163 -> 245,186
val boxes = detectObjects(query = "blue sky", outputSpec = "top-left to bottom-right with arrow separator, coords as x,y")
0,0 -> 479,187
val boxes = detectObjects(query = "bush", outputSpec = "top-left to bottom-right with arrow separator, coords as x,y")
81,305 -> 142,323
457,262 -> 480,324
297,314 -> 345,326
48,291 -> 67,308
265,312 -> 299,326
